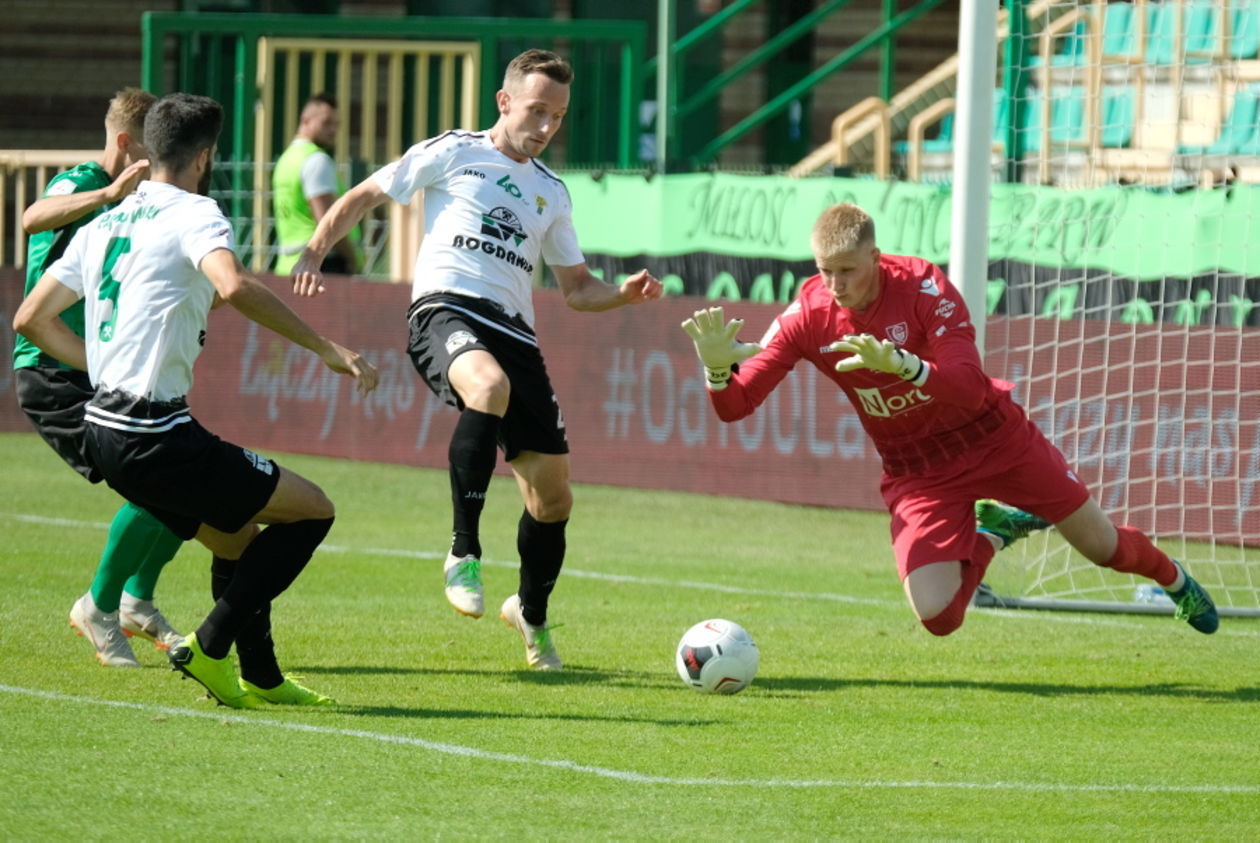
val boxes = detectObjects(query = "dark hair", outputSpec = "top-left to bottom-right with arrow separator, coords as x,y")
306,91 -> 337,110
504,48 -> 574,88
143,93 -> 224,172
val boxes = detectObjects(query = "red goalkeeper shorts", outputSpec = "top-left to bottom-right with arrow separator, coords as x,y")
880,413 -> 1091,578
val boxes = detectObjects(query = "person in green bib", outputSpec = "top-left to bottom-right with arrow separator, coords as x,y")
14,87 -> 187,667
272,94 -> 361,275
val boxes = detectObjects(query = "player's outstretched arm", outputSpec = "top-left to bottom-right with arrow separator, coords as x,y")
291,179 -> 390,297
202,248 -> 379,395
552,264 -> 663,311
12,274 -> 88,370
680,306 -> 762,391
22,159 -> 150,235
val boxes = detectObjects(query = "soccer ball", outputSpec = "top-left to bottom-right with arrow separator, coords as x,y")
675,618 -> 759,695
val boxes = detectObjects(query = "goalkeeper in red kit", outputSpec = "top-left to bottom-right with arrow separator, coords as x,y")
681,202 -> 1218,636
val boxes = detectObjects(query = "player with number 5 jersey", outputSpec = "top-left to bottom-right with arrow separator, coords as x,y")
16,93 -> 379,708
291,48 -> 663,670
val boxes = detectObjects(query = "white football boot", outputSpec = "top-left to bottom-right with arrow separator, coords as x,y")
119,593 -> 184,650
69,592 -> 141,668
499,594 -> 562,671
443,553 -> 484,618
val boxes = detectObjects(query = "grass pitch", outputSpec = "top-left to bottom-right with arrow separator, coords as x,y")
0,432 -> 1256,839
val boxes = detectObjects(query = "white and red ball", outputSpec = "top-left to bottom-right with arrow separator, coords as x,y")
675,618 -> 759,694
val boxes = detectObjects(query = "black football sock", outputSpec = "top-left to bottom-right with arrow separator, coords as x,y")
195,517 -> 333,659
209,556 -> 283,689
449,408 -> 500,559
517,511 -> 567,627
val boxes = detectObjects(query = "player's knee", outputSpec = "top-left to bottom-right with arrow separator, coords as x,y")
917,590 -> 970,636
920,606 -> 966,636
461,371 -> 510,414
307,489 -> 335,521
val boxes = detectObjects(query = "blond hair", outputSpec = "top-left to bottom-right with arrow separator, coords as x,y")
503,48 -> 573,91
810,203 -> 876,258
105,87 -> 156,137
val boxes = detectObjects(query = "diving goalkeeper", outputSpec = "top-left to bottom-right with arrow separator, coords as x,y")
681,202 -> 1218,636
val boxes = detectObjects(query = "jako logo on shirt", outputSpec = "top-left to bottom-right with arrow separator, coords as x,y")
853,386 -> 932,418
445,330 -> 476,354
242,449 -> 275,476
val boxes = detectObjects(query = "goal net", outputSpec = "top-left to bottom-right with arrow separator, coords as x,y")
971,0 -> 1260,617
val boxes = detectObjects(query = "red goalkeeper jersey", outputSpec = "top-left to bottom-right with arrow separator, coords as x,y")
709,253 -> 1025,477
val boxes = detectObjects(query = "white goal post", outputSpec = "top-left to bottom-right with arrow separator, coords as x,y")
956,0 -> 1260,618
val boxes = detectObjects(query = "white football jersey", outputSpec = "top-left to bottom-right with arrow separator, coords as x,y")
372,131 -> 584,327
48,181 -> 233,401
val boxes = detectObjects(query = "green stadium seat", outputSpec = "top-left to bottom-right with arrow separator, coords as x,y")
1101,2 -> 1139,60
1229,0 -> 1260,59
1101,86 -> 1136,147
1145,1 -> 1177,65
1029,18 -> 1089,69
1185,0 -> 1224,63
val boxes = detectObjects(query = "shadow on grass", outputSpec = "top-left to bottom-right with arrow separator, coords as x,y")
290,663 -> 677,689
753,676 -> 1260,702
336,705 -> 716,726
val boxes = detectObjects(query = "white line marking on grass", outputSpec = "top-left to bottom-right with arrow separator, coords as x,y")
2,683 -> 1257,795
6,511 -> 1259,635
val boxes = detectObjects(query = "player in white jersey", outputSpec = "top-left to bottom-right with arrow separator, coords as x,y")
15,93 -> 380,708
292,48 -> 662,670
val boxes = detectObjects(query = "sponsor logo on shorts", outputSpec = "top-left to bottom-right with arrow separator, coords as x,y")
445,330 -> 477,354
853,386 -> 932,418
242,449 -> 274,476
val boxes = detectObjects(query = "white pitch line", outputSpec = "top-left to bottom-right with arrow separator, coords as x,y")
1,684 -> 1256,795
6,511 -> 1260,636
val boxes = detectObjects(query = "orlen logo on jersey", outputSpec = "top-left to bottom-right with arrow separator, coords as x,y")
853,386 -> 933,418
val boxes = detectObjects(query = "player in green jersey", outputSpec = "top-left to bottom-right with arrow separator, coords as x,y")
13,88 -> 186,667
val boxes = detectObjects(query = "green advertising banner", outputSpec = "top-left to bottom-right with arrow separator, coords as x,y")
565,172 -> 1260,281
563,173 -> 1260,327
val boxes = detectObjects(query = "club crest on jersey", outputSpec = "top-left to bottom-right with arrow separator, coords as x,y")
480,206 -> 528,247
919,276 -> 941,296
445,330 -> 477,354
885,322 -> 909,344
535,195 -> 547,216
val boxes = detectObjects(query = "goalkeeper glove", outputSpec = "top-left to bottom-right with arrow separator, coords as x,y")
829,333 -> 927,384
680,306 -> 763,391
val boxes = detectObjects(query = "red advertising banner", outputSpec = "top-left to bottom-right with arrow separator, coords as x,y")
2,269 -> 1257,543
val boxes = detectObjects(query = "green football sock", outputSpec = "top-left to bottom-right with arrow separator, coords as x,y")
89,502 -> 179,612
123,514 -> 183,602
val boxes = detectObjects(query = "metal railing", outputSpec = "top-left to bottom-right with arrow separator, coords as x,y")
0,150 -> 98,270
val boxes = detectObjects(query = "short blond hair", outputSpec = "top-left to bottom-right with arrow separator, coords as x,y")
810,203 -> 876,258
503,48 -> 573,90
105,87 -> 156,137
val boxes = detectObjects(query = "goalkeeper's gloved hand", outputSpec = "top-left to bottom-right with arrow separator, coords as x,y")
829,333 -> 927,384
680,306 -> 763,391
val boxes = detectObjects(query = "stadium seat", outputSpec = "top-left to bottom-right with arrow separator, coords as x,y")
1230,0 -> 1260,60
1029,18 -> 1089,69
1145,1 -> 1177,65
1101,2 -> 1139,61
1185,0 -> 1224,64
1018,85 -> 1087,153
1101,86 -> 1137,147
894,88 -> 1008,156
1177,85 -> 1260,154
